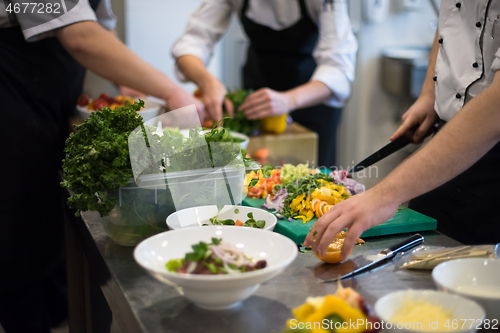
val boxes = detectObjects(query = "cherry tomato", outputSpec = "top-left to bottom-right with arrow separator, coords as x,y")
92,99 -> 109,111
77,94 -> 90,107
247,187 -> 262,198
194,89 -> 203,99
98,93 -> 110,101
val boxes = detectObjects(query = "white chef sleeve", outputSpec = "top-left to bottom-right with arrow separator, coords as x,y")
310,0 -> 358,107
12,0 -> 116,41
171,0 -> 233,82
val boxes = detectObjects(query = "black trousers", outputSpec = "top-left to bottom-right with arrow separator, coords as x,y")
410,142 -> 500,244
290,104 -> 342,169
0,260 -> 67,333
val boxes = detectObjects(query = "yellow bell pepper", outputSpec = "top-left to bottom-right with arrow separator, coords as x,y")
305,296 -> 367,333
291,194 -> 305,208
295,211 -> 314,224
311,188 -> 341,205
261,114 -> 287,134
292,303 -> 316,322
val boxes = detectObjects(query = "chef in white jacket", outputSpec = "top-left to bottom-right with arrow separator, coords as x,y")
306,0 -> 500,258
172,0 -> 357,167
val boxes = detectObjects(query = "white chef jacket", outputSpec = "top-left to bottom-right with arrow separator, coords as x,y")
0,0 -> 116,41
436,0 -> 500,121
172,0 -> 358,108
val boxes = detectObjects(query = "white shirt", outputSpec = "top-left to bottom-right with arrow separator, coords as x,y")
0,0 -> 116,41
436,0 -> 500,121
172,0 -> 358,108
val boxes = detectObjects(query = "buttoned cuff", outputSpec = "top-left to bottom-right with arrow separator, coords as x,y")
310,65 -> 352,107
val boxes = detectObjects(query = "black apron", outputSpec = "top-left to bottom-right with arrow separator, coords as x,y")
0,27 -> 86,293
240,0 -> 342,168
410,141 -> 500,245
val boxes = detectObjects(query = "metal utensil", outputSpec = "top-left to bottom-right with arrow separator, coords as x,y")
348,133 -> 414,174
322,234 -> 424,283
349,121 -> 446,174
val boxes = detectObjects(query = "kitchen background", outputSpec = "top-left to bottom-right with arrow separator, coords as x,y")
86,0 -> 440,190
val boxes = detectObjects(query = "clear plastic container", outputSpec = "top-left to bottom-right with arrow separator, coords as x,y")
102,166 -> 245,246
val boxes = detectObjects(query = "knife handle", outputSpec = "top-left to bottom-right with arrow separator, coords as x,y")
381,234 -> 424,257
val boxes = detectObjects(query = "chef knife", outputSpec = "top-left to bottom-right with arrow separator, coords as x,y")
322,234 -> 424,283
349,121 -> 446,174
348,131 -> 414,174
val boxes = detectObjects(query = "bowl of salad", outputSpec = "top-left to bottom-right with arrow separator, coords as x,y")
166,205 -> 277,231
133,226 -> 297,310
76,94 -> 163,122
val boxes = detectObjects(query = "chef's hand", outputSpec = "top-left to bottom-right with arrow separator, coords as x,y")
166,87 -> 205,121
200,78 -> 234,122
391,95 -> 439,144
304,189 -> 399,260
239,88 -> 292,120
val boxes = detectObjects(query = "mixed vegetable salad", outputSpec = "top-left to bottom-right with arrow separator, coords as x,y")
77,93 -> 137,111
246,164 -> 366,224
165,238 -> 267,275
207,209 -> 266,229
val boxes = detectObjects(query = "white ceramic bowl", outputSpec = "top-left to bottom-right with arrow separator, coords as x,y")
375,290 -> 485,333
433,259 -> 500,320
77,97 -> 162,122
167,205 -> 276,231
133,226 -> 297,310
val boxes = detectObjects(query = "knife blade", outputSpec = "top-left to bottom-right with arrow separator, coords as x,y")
349,121 -> 447,174
322,234 -> 424,283
348,133 -> 413,174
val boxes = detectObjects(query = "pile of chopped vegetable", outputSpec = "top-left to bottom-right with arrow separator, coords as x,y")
165,238 -> 267,275
247,164 -> 366,224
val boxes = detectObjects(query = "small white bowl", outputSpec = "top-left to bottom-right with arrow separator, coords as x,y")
166,205 -> 276,231
77,97 -> 162,122
133,226 -> 297,310
433,259 -> 500,320
375,290 -> 485,333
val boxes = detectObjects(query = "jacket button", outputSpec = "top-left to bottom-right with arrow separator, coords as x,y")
473,62 -> 479,68
433,76 -> 437,81
439,38 -> 443,44
456,2 -> 461,8
456,93 -> 462,99
476,22 -> 482,28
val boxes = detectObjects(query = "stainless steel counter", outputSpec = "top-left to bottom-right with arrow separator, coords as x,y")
66,210 -> 462,333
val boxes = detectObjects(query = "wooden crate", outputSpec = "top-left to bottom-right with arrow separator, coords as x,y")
246,123 -> 318,166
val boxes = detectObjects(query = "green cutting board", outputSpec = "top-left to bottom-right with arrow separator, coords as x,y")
243,197 -> 437,244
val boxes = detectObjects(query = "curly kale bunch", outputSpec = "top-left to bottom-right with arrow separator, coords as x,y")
61,100 -> 145,216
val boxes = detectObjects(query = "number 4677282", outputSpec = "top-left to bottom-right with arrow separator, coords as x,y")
5,2 -> 61,14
